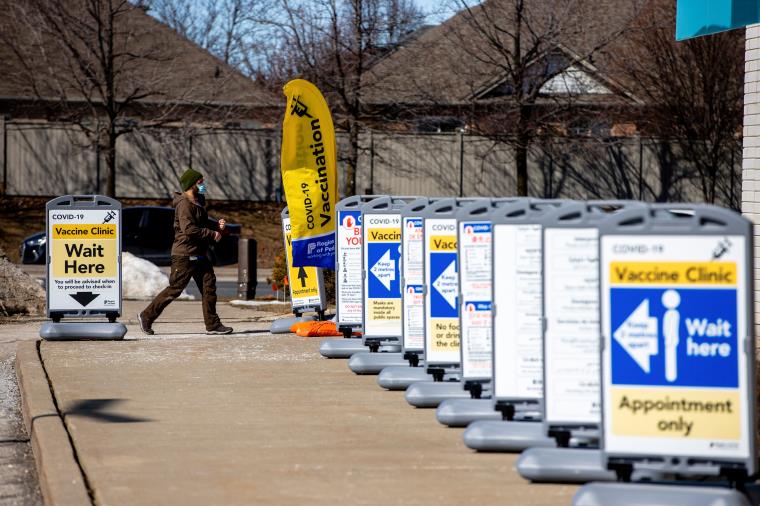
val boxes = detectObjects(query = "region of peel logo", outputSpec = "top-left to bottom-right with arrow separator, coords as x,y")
340,210 -> 362,230
466,301 -> 491,312
339,211 -> 362,246
463,222 -> 490,234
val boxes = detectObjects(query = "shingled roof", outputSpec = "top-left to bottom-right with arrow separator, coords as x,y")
362,0 -> 651,107
0,0 -> 280,116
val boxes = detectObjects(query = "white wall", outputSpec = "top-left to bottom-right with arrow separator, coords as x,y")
742,24 -> 760,335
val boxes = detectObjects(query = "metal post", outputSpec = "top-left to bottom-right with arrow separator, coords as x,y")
276,131 -> 283,202
188,133 -> 193,169
368,130 -> 375,194
548,154 -> 554,197
237,238 -> 257,300
95,143 -> 101,194
731,147 -> 736,209
1,116 -> 7,195
638,136 -> 644,200
458,131 -> 465,197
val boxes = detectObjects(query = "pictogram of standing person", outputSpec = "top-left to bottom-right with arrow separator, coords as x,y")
662,289 -> 681,382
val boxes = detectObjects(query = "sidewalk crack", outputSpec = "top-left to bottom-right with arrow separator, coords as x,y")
36,341 -> 96,506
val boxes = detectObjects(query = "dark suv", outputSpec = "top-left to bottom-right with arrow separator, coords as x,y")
20,206 -> 240,266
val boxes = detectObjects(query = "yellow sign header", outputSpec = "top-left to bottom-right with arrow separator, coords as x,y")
368,228 -> 401,243
52,224 -> 117,239
429,235 -> 457,252
610,262 -> 736,286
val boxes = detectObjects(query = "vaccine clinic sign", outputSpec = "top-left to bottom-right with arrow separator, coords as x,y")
363,213 -> 402,336
600,235 -> 750,460
336,208 -> 363,325
402,217 -> 425,351
424,218 -> 460,364
492,223 -> 544,400
282,216 -> 323,310
48,208 -> 120,312
458,220 -> 493,380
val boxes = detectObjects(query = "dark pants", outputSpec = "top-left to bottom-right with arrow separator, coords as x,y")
142,256 -> 221,330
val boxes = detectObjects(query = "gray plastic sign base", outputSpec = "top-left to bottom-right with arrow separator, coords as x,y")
517,448 -> 664,484
379,342 -> 402,353
573,482 -> 751,506
40,322 -> 127,341
319,338 -> 367,358
377,366 -> 432,390
270,315 -> 316,334
348,352 -> 407,375
514,409 -> 543,421
462,421 -> 556,452
517,448 -> 617,483
404,381 -> 470,408
567,428 -> 600,448
436,398 -> 502,427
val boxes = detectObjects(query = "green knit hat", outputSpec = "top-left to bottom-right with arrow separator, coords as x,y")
179,168 -> 203,191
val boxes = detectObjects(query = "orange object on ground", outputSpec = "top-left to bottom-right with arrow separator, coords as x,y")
294,321 -> 344,337
289,321 -> 315,333
289,320 -> 363,337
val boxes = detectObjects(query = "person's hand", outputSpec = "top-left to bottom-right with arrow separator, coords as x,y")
213,231 -> 222,242
218,219 -> 226,231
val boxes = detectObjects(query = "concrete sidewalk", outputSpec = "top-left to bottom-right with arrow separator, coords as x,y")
16,301 -> 577,505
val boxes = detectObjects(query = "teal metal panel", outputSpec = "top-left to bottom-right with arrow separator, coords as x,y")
676,0 -> 760,40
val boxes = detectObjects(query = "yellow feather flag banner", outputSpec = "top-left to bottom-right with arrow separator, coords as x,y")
281,79 -> 337,269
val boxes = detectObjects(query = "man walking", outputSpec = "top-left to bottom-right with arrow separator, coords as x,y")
138,168 -> 233,335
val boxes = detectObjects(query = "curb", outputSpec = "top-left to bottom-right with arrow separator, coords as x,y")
15,341 -> 91,506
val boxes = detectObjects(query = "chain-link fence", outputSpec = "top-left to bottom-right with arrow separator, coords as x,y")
349,131 -> 740,209
0,121 -> 741,209
1,121 -> 279,201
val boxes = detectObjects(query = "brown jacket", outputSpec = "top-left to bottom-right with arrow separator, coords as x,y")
170,193 -> 217,257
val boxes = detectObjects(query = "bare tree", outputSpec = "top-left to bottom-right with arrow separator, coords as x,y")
146,0 -> 273,77
0,0 -> 236,197
262,0 -> 424,196
441,0 -> 643,196
617,1 -> 743,207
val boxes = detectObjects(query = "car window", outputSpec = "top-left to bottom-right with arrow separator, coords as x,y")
144,208 -> 175,251
122,209 -> 144,251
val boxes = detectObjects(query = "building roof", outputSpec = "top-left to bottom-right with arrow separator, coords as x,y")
362,0 -> 650,107
0,0 -> 280,115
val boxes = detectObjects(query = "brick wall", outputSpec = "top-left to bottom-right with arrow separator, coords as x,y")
743,24 -> 760,335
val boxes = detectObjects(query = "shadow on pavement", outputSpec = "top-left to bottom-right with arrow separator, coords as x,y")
63,399 -> 152,423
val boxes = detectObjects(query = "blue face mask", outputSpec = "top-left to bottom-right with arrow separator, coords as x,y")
197,183 -> 207,194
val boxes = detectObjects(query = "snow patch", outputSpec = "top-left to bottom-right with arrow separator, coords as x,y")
230,299 -> 290,308
0,356 -> 25,437
122,252 -> 194,301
